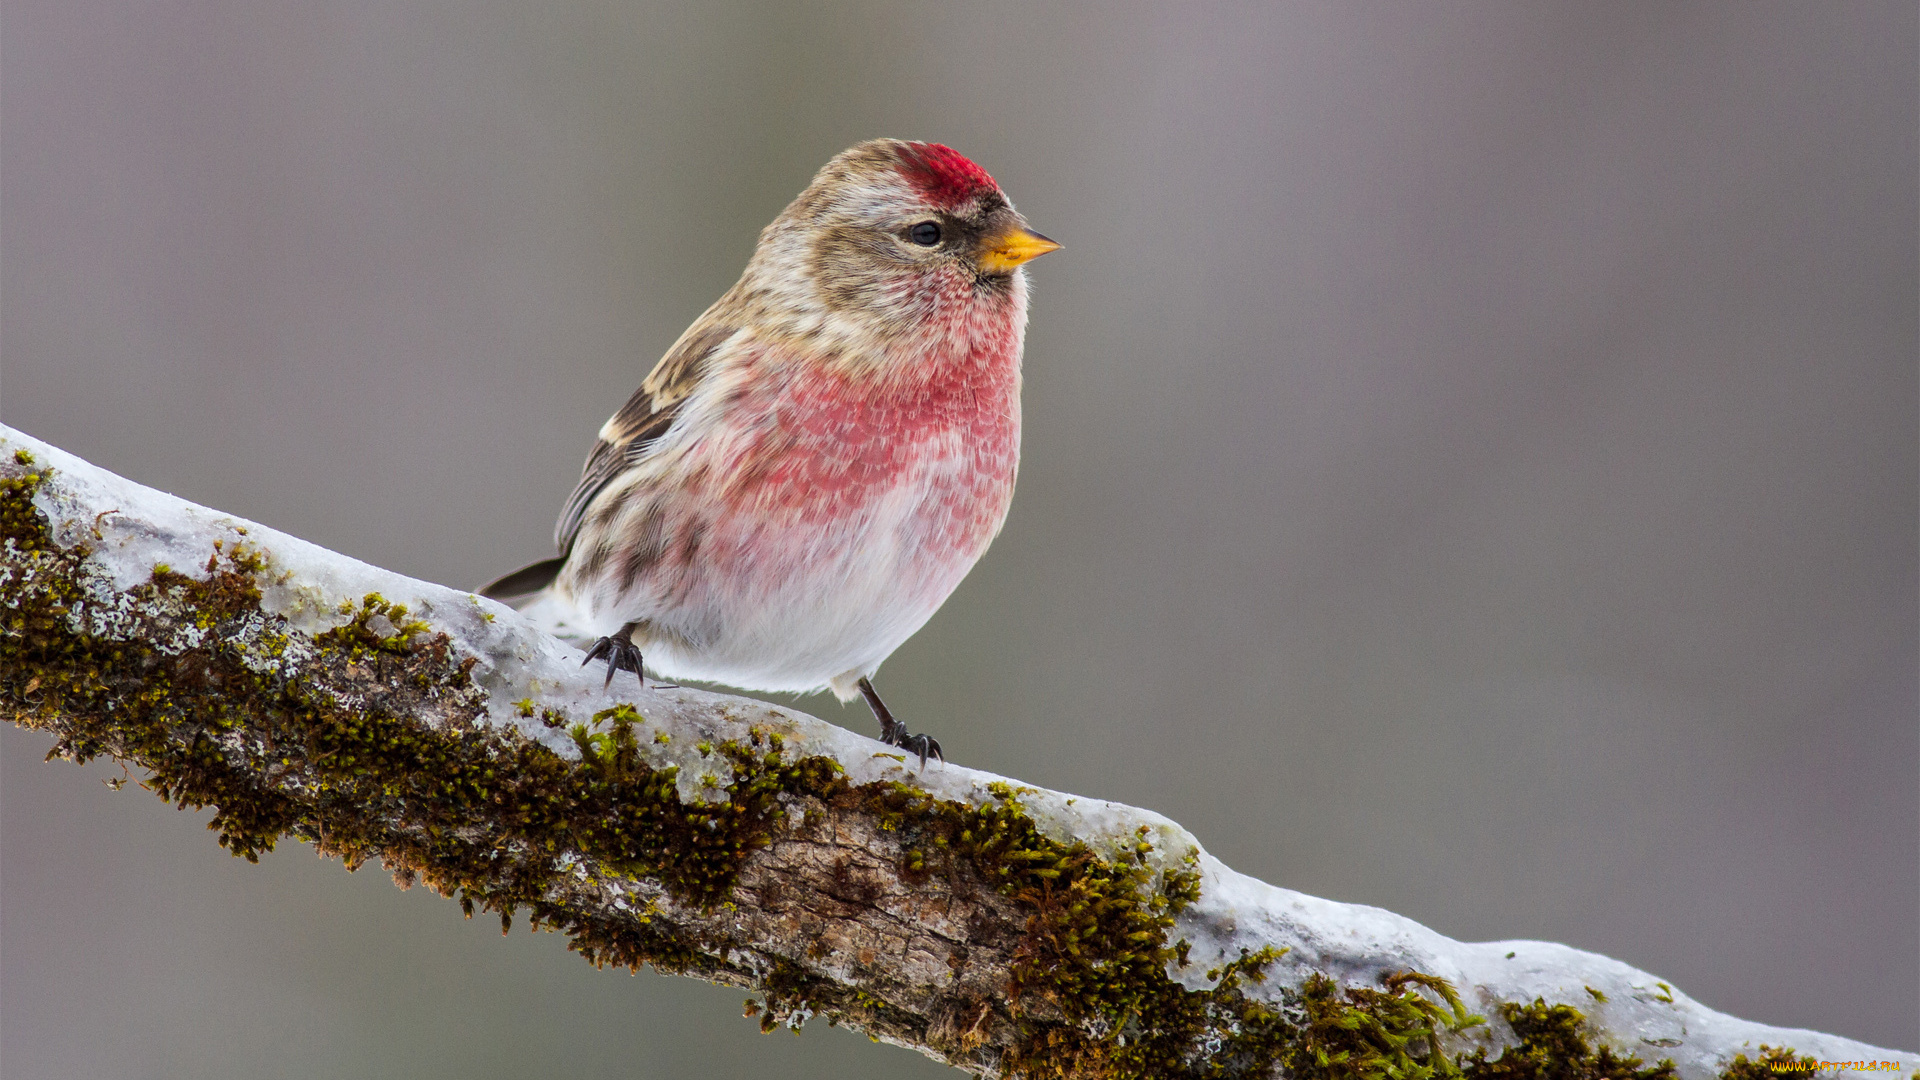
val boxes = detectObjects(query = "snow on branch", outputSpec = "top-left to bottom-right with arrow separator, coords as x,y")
0,424 -> 1909,1079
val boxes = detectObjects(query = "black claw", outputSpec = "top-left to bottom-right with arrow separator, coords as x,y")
859,676 -> 944,768
896,732 -> 943,768
582,623 -> 645,690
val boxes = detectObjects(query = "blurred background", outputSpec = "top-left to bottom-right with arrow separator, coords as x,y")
3,2 -> 1914,1076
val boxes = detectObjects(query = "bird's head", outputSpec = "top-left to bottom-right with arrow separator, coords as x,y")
745,140 -> 1059,345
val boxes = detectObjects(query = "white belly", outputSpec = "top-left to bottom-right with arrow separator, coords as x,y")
560,438 -> 1009,700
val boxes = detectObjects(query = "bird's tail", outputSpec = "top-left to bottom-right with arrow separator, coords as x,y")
477,557 -> 565,606
477,556 -> 598,647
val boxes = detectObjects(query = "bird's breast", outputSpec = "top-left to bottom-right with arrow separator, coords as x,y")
722,332 -> 1022,539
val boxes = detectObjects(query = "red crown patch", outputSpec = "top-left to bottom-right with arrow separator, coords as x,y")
897,142 -> 999,208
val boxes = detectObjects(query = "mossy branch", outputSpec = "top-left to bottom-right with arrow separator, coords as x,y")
1,425 -> 1910,1080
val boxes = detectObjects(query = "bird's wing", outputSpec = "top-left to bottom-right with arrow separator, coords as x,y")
554,320 -> 738,555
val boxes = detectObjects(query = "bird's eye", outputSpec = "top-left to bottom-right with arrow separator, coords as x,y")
909,221 -> 942,246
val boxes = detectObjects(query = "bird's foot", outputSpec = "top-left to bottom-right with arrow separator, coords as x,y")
582,623 -> 645,690
859,677 -> 942,767
882,722 -> 944,768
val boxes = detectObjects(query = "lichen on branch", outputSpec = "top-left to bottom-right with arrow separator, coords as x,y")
1,426 -> 1910,1080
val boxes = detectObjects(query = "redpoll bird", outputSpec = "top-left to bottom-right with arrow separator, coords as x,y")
482,140 -> 1058,764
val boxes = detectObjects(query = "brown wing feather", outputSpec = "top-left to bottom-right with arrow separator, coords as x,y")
635,323 -> 736,423
553,321 -> 738,555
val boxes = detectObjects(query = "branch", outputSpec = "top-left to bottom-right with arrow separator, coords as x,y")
1,424 -> 1909,1080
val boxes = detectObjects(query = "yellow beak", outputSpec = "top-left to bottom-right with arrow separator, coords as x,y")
977,226 -> 1061,274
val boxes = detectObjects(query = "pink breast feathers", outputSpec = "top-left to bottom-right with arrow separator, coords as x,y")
726,332 -> 1022,550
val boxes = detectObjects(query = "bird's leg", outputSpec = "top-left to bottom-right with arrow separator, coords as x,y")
858,677 -> 943,766
858,677 -> 905,743
582,622 -> 646,690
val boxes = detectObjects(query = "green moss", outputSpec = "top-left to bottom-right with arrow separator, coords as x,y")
148,546 -> 266,629
806,779 -> 1247,1076
316,593 -> 433,657
1282,971 -> 1484,1080
748,955 -> 925,1038
1461,1000 -> 1673,1080
1,451 -> 56,554
1718,1046 -> 1818,1080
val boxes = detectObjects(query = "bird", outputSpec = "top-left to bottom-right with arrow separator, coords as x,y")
481,140 -> 1058,765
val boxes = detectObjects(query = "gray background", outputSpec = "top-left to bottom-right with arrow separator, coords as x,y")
2,3 -> 1914,1077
